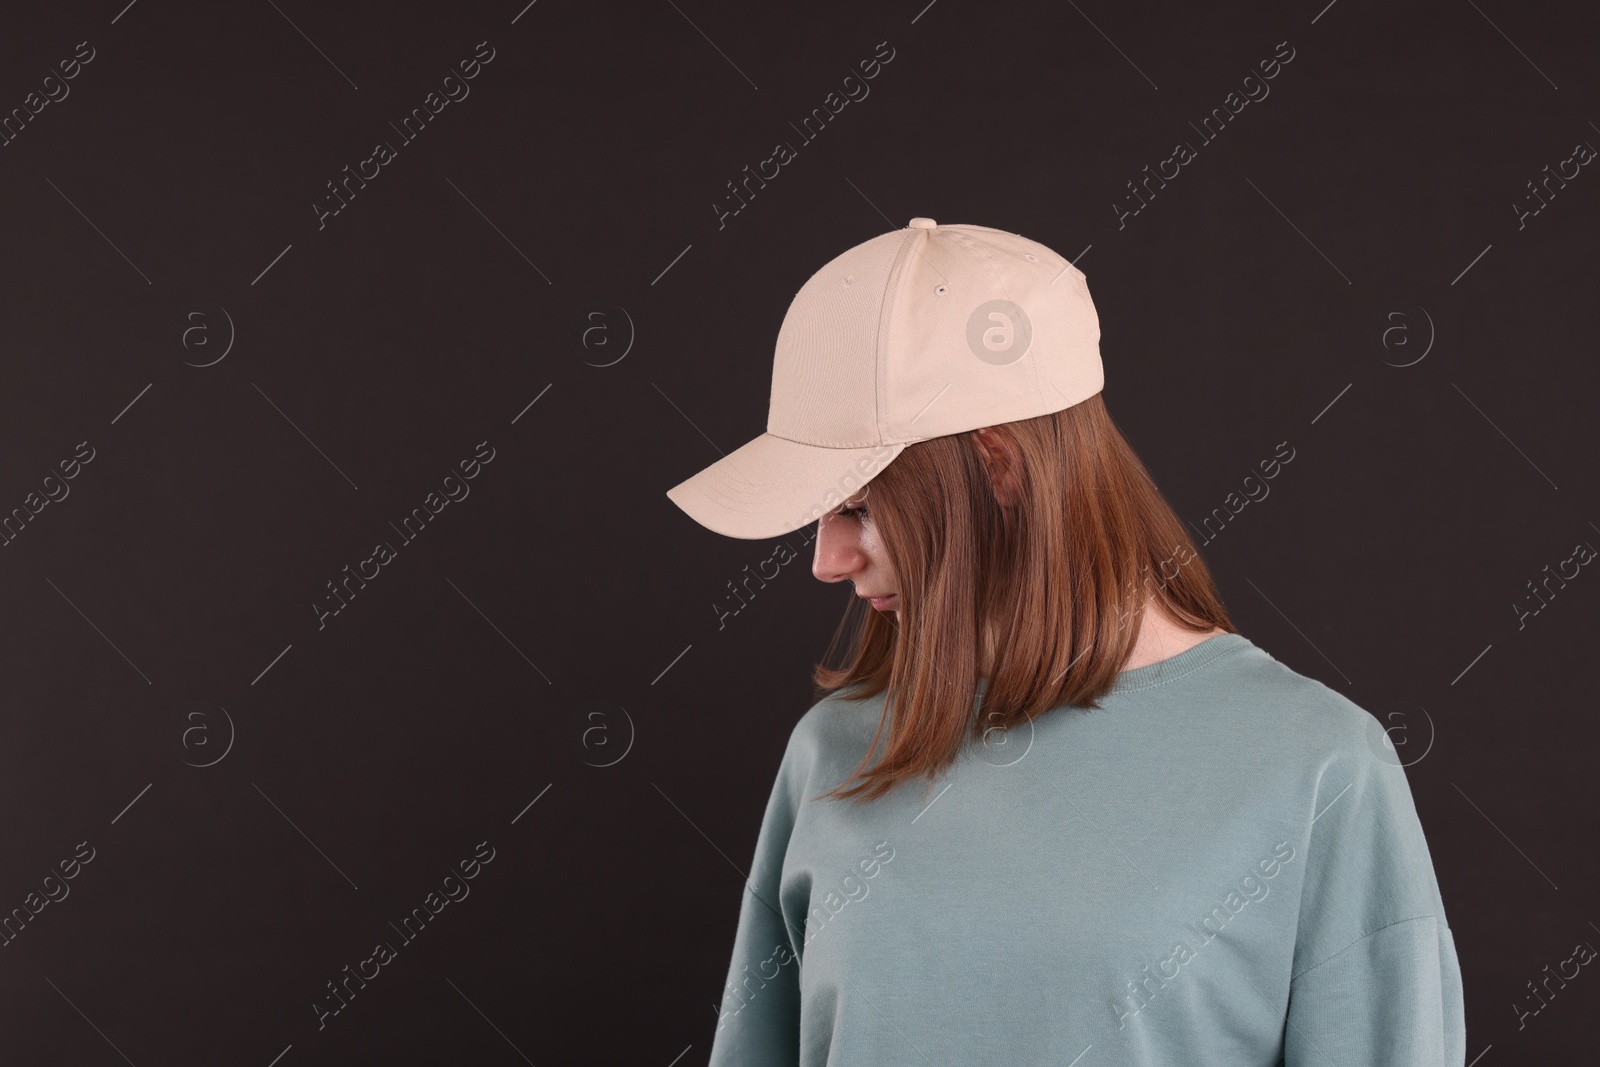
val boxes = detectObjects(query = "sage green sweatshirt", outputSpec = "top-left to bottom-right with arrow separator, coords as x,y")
706,632 -> 1465,1066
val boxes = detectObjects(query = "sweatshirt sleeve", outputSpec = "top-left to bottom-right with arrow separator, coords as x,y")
705,720 -> 809,1067
1282,706 -> 1466,1066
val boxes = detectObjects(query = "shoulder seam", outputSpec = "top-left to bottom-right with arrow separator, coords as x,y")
1289,913 -> 1449,982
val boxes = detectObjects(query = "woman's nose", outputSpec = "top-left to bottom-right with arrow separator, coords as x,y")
811,515 -> 862,584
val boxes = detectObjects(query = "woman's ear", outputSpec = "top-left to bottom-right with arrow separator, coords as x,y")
973,426 -> 1022,507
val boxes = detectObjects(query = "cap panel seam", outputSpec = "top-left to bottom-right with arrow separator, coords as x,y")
875,228 -> 922,445
953,228 -> 1050,413
761,428 -> 901,449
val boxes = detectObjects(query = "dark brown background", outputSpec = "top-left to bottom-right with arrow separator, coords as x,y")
1,0 -> 1595,1063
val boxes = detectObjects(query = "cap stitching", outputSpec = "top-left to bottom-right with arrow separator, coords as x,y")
761,427 -> 895,449
953,229 -> 1049,408
876,228 -> 924,442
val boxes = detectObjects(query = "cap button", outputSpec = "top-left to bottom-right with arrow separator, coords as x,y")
908,217 -> 937,229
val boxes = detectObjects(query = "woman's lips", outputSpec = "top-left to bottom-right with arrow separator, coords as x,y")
867,594 -> 897,610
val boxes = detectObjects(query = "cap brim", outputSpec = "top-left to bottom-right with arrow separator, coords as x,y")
667,432 -> 905,539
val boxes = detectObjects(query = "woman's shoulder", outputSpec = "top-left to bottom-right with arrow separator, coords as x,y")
782,681 -> 887,769
1208,636 -> 1401,767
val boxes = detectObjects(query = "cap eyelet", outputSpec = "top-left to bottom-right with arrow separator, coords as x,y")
1024,253 -> 1038,262
841,273 -> 854,289
935,284 -> 948,295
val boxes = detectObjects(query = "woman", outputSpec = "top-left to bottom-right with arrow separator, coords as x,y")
667,218 -> 1465,1066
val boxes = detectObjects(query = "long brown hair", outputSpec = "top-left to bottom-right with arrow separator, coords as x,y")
810,393 -> 1234,803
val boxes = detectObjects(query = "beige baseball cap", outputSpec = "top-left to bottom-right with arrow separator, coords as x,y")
666,217 -> 1104,539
